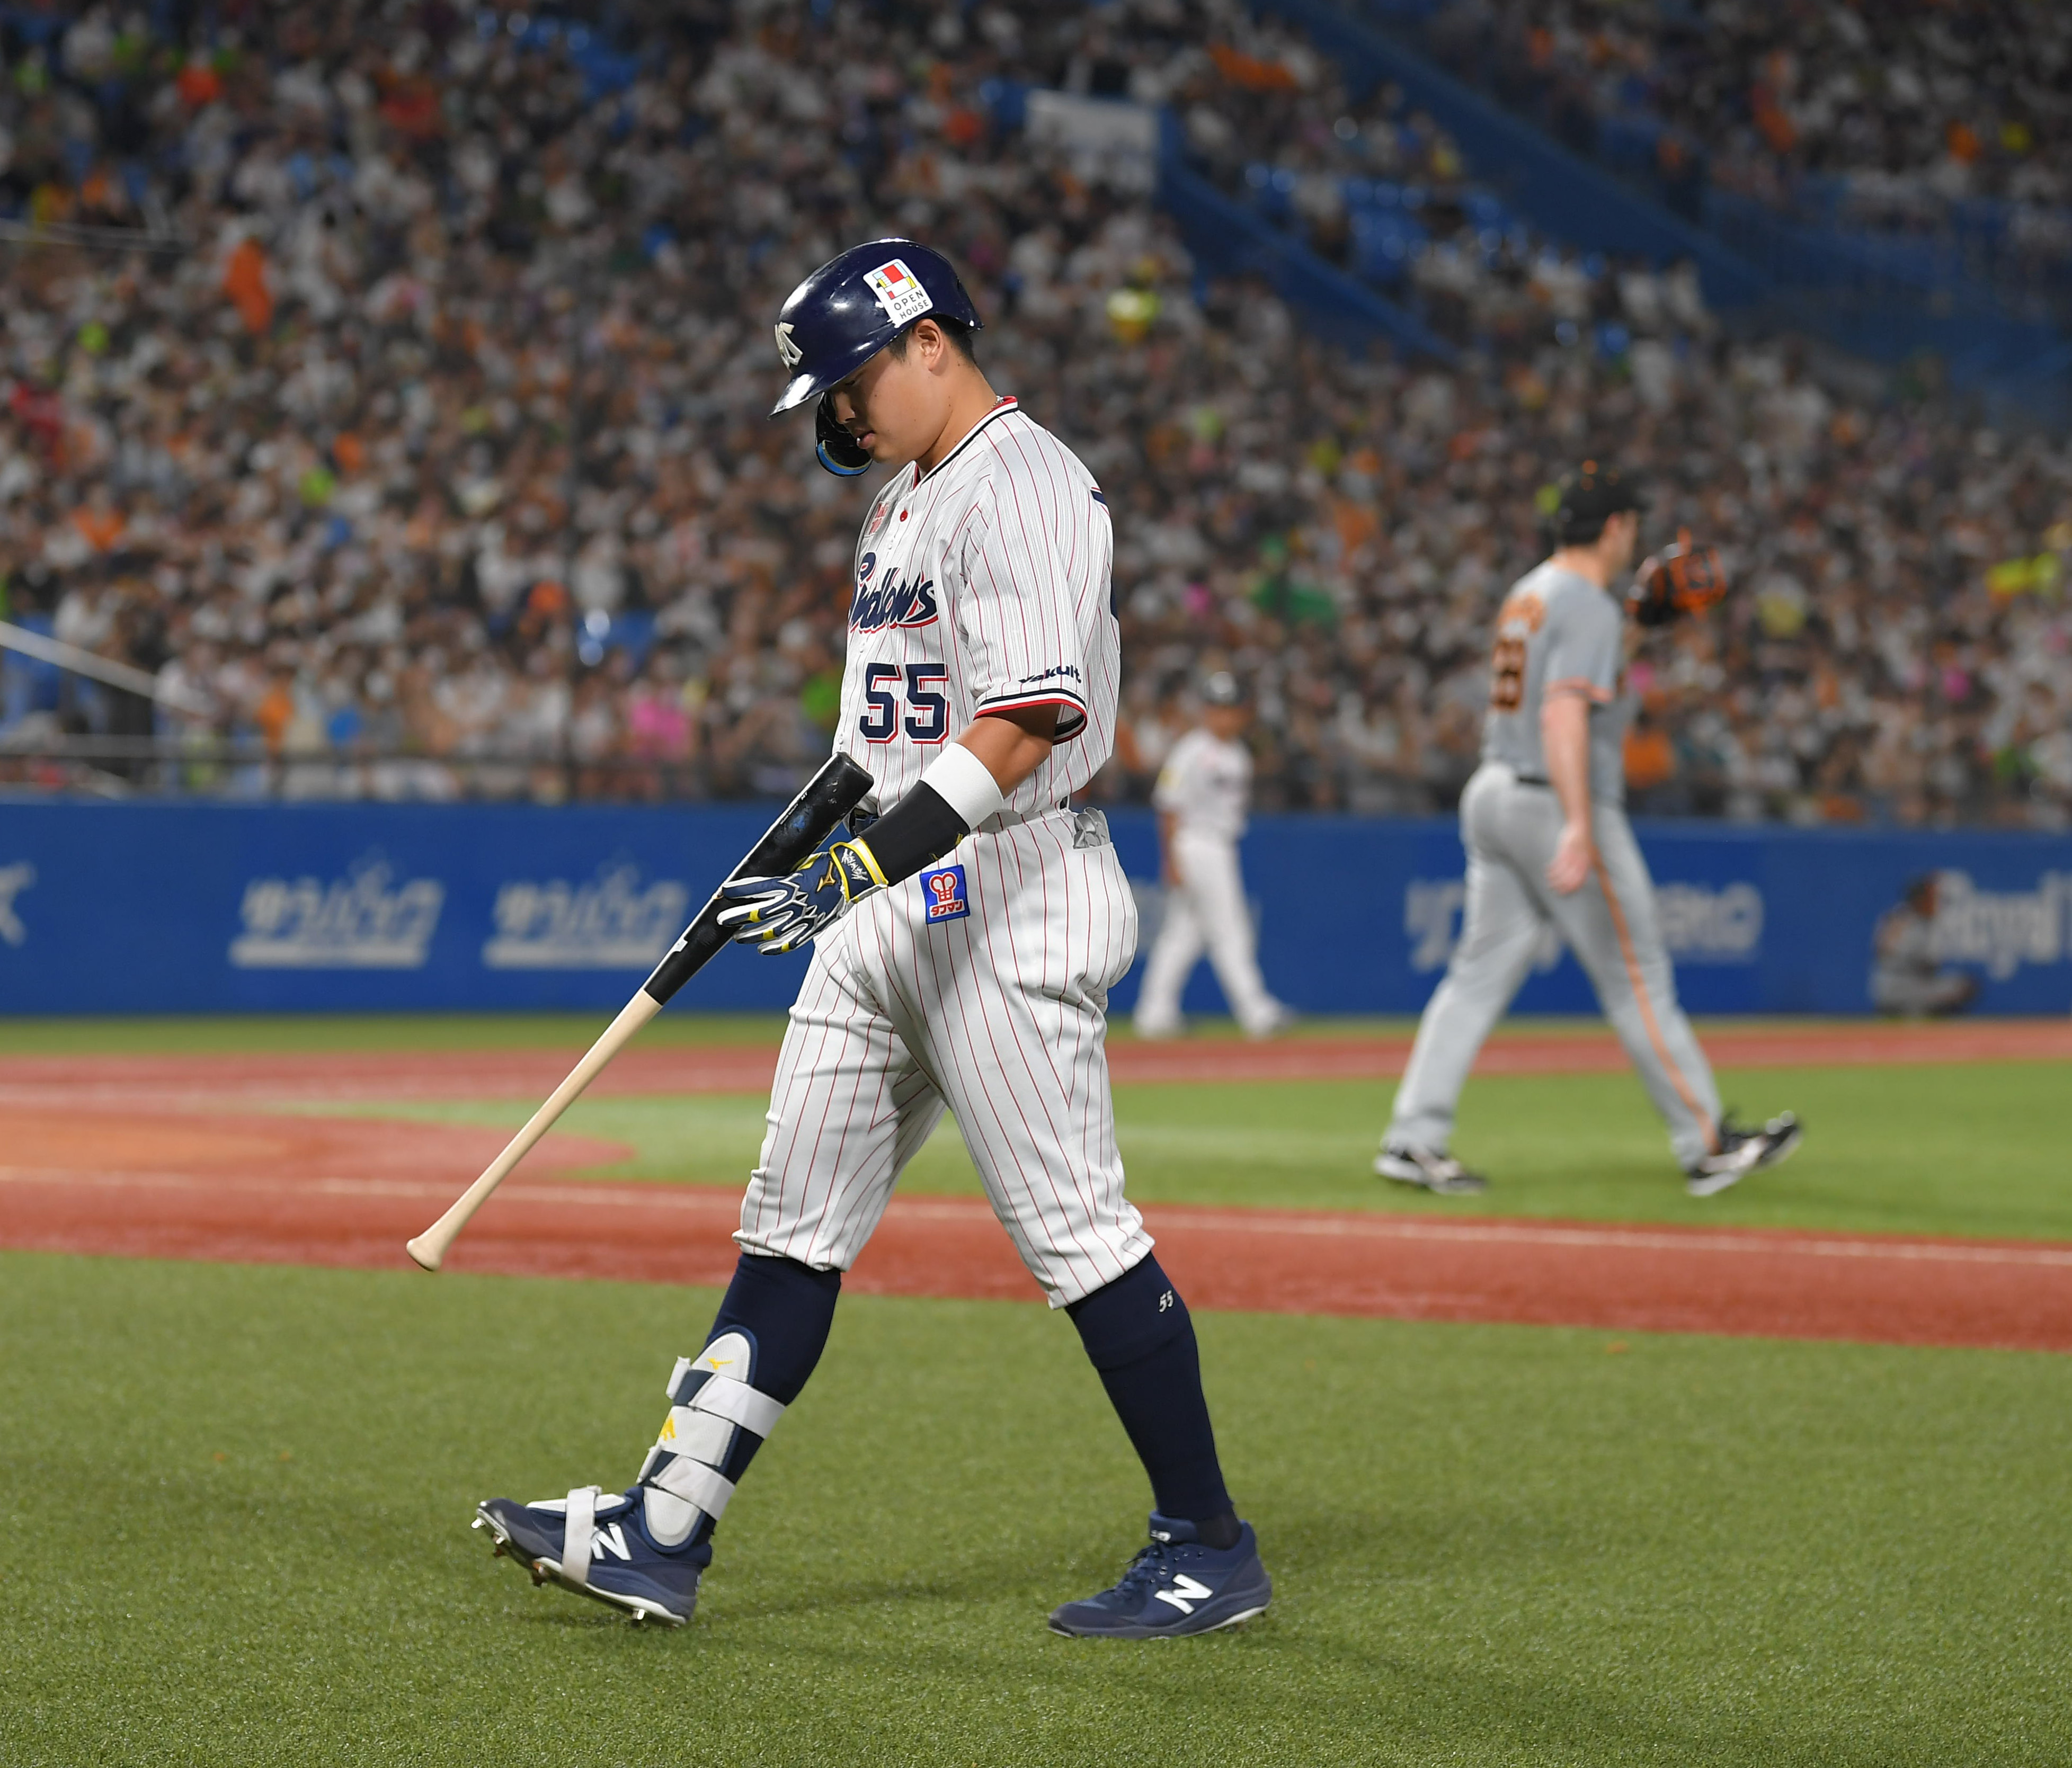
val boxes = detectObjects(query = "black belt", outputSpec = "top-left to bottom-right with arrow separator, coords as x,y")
1513,773 -> 1551,788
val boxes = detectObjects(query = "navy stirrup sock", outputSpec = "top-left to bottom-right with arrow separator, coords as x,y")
708,1251 -> 842,1406
1066,1255 -> 1240,1547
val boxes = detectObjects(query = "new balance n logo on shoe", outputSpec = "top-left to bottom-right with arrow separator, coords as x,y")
589,1524 -> 630,1563
1153,1574 -> 1213,1615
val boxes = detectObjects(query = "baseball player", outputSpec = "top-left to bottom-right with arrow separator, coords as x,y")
474,242 -> 1271,1638
1870,874 -> 1979,1016
1133,671 -> 1291,1039
1377,465 -> 1802,1196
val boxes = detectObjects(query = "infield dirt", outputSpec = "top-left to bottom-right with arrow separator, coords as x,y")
4,1022 -> 2068,1353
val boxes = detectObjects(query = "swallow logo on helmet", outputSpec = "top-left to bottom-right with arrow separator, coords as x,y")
775,322 -> 803,369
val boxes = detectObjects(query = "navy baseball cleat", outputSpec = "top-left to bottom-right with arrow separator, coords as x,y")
1048,1514 -> 1272,1638
474,1485 -> 705,1626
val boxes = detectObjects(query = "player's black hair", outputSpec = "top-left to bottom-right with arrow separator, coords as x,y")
1553,508 -> 1627,548
1548,462 -> 1644,547
885,314 -> 979,365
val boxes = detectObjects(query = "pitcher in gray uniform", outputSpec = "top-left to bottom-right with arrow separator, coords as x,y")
1378,465 -> 1801,1198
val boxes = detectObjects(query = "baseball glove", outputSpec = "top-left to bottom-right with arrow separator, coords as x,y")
1630,529 -> 1727,627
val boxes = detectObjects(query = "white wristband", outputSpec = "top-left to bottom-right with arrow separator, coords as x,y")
922,742 -> 1008,831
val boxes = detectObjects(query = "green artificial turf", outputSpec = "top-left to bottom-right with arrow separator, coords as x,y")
335,1058 -> 2072,1244
1,1252 -> 2067,1767
6,1010 -> 2062,1237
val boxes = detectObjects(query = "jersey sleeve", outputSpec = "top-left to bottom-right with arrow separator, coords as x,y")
1151,738 -> 1194,812
1540,591 -> 1623,703
956,476 -> 1093,742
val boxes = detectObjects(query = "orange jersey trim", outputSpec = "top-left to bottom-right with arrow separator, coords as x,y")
1592,852 -> 1717,1151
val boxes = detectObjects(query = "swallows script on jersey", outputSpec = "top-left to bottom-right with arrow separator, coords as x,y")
849,550 -> 939,631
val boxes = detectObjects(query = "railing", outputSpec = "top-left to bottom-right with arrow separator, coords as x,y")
0,631 -> 836,803
0,733 -> 813,805
1728,181 -> 2071,325
974,82 -> 1455,361
1157,133 -> 1458,361
1252,0 -> 1767,310
1701,192 -> 2068,386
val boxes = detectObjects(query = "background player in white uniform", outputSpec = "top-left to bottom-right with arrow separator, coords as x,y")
1134,672 -> 1290,1039
1377,466 -> 1802,1198
474,242 -> 1271,1640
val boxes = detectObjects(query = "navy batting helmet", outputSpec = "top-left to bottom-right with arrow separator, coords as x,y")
770,239 -> 983,474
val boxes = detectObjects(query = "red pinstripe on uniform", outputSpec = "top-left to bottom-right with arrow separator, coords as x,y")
737,401 -> 1148,1305
737,811 -> 1149,1303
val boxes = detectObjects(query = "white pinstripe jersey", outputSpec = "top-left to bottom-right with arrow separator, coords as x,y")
833,398 -> 1118,816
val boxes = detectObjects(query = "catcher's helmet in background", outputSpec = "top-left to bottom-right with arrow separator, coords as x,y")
769,239 -> 983,475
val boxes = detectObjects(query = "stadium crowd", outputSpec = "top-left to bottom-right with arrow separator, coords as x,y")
0,0 -> 2068,828
1416,0 -> 2072,221
1053,1 -> 1715,355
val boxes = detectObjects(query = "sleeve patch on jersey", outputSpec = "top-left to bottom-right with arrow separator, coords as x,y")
978,685 -> 1088,715
976,689 -> 1090,743
919,863 -> 971,923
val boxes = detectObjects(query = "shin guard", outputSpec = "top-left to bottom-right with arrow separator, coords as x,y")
634,1254 -> 841,1549
636,1332 -> 787,1548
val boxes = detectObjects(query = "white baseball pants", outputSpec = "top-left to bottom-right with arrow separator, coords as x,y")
735,808 -> 1154,1307
1134,830 -> 1281,1035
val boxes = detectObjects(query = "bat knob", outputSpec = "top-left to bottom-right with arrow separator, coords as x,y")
405,1235 -> 444,1272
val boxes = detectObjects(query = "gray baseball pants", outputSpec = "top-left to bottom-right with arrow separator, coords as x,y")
1388,763 -> 1722,1169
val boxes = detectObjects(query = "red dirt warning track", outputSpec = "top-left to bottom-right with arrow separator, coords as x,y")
3,1022 -> 2068,1353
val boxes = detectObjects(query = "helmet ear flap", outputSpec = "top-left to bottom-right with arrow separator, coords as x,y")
815,392 -> 872,477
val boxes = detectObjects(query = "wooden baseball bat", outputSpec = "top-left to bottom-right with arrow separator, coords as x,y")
405,752 -> 874,1271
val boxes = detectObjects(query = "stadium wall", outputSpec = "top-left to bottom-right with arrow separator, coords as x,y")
0,802 -> 2067,1017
